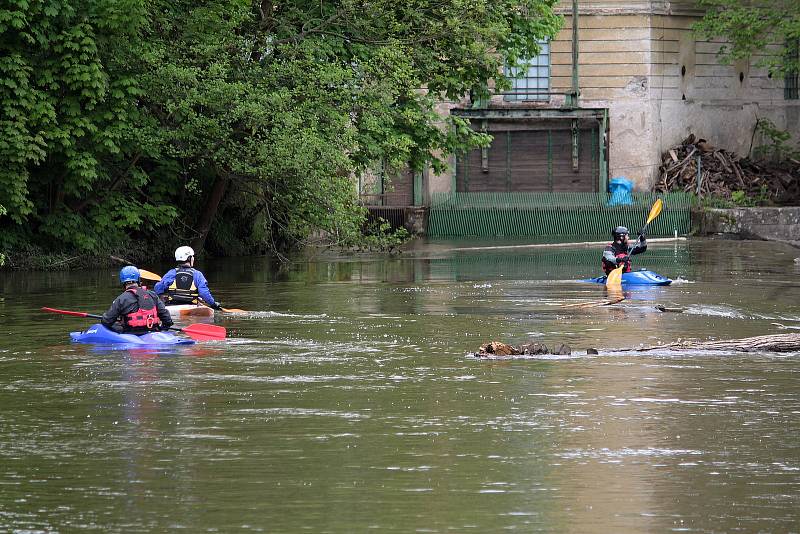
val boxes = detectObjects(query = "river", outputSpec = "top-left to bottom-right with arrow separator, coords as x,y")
1,238 -> 799,532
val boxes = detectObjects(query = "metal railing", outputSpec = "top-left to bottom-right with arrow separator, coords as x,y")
427,191 -> 696,238
359,193 -> 414,207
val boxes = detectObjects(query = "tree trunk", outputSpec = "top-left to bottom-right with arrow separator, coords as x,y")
630,333 -> 800,353
191,173 -> 230,254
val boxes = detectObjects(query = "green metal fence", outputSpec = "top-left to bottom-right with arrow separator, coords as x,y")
427,191 -> 696,238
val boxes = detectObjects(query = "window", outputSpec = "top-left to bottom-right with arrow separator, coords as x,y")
786,39 -> 799,100
504,41 -> 550,102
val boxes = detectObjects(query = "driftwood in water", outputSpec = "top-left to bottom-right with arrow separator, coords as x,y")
477,341 -> 572,357
631,333 -> 800,353
475,333 -> 800,359
562,296 -> 626,308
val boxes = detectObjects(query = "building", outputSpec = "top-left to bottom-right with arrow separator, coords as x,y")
361,0 -> 800,238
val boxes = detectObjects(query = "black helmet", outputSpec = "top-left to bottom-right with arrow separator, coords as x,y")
612,226 -> 630,239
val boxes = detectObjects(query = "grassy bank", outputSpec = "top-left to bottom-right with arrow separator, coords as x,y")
0,240 -> 176,271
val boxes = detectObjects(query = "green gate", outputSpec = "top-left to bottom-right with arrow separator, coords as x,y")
427,191 -> 695,239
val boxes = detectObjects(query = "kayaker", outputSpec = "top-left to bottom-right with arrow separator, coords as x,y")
101,266 -> 174,334
154,246 -> 223,310
601,226 -> 647,274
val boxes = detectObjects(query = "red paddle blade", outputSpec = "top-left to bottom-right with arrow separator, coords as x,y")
180,323 -> 227,341
41,307 -> 90,318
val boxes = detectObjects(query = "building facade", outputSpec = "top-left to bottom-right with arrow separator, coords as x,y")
361,0 -> 799,236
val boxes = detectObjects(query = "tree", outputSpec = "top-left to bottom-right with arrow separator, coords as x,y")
1,0 -> 562,258
0,0 -> 178,252
694,0 -> 800,76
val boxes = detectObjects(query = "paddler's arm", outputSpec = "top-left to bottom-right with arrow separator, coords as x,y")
602,248 -> 618,264
154,269 -> 176,295
630,235 -> 647,256
194,270 -> 218,308
100,295 -> 125,328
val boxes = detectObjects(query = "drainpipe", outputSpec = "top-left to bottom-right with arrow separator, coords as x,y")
565,0 -> 580,109
599,109 -> 608,192
568,0 -> 580,171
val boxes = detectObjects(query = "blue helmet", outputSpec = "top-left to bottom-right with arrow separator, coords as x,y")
119,266 -> 140,284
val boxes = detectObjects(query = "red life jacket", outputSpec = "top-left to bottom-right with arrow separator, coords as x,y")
601,242 -> 632,274
124,287 -> 160,330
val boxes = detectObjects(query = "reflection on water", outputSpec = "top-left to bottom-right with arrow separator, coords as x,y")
1,238 -> 799,532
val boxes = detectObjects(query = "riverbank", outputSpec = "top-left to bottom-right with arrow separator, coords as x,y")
0,240 -> 174,271
4,205 -> 798,271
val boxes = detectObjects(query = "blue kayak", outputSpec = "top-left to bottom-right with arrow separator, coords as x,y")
582,269 -> 672,286
70,323 -> 195,346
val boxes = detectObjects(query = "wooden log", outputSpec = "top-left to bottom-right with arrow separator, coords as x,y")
732,162 -> 746,188
669,149 -> 678,163
666,147 -> 697,174
626,333 -> 800,353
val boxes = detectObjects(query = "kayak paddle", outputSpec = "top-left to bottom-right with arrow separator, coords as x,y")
606,198 -> 664,289
199,299 -> 247,314
638,198 -> 663,239
138,269 -> 246,314
40,307 -> 227,341
139,269 -> 162,282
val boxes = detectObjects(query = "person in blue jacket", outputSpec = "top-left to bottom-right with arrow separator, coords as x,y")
154,246 -> 223,310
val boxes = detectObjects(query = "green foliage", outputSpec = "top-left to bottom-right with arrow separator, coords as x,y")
694,0 -> 800,76
0,0 -> 175,253
1,0 -> 562,261
752,118 -> 800,161
353,218 -> 410,253
700,185 -> 771,208
699,194 -> 734,209
731,185 -> 770,207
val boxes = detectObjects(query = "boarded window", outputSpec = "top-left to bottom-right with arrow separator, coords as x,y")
456,121 -> 600,193
504,42 -> 550,102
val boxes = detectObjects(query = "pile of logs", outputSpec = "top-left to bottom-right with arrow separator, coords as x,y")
656,134 -> 800,204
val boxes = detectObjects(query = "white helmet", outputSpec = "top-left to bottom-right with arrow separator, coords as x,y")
175,246 -> 195,262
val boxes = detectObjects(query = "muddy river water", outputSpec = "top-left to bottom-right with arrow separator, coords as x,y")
1,238 -> 799,532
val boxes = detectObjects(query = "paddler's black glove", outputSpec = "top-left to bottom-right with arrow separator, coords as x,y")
616,255 -> 630,266
211,302 -> 223,310
160,322 -> 174,331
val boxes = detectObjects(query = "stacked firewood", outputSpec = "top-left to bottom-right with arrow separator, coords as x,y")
656,134 -> 800,204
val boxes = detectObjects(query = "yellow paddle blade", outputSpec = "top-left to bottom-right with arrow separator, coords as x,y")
605,264 -> 624,288
645,198 -> 663,226
139,269 -> 162,281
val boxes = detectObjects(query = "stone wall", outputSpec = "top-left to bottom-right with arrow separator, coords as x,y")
695,207 -> 800,247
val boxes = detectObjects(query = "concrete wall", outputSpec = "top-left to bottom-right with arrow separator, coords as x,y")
573,6 -> 798,190
696,207 -> 800,247
426,0 -> 800,199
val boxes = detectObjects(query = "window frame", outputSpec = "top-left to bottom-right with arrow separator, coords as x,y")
503,41 -> 551,102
